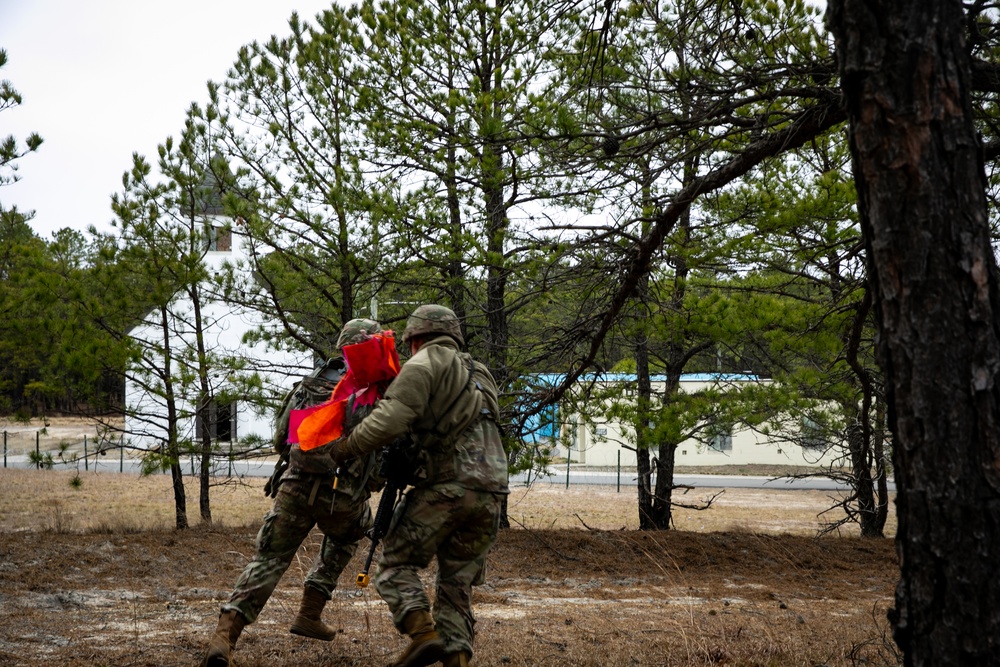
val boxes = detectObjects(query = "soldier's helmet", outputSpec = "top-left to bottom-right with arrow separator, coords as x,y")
336,318 -> 382,348
402,304 -> 464,346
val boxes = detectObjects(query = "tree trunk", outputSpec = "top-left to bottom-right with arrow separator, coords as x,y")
160,306 -> 188,530
843,289 -> 884,537
636,447 -> 655,530
829,0 -> 1000,662
190,283 -> 213,524
445,127 -> 468,335
498,494 -> 510,529
649,442 -> 675,529
196,396 -> 213,524
650,373 -> 682,531
483,178 -> 508,386
635,335 -> 655,530
873,398 -> 889,531
845,419 -> 880,538
475,5 -> 509,387
643,162 -> 695,532
170,461 -> 188,530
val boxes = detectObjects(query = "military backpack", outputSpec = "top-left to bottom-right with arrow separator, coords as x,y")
265,358 -> 346,496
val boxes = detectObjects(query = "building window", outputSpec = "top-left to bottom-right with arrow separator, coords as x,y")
801,417 -> 825,449
709,432 -> 733,452
196,398 -> 237,442
204,225 -> 232,252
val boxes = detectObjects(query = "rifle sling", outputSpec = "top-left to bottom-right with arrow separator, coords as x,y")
427,356 -> 477,442
307,477 -> 321,506
350,452 -> 378,504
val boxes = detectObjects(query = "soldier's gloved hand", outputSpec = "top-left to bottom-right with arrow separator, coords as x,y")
320,439 -> 352,466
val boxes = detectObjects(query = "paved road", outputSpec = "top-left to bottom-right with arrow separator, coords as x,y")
519,470 -> 896,491
1,454 -> 275,478
1,454 -> 893,492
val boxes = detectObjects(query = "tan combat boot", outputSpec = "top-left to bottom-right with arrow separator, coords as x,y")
289,585 -> 337,641
442,651 -> 471,667
390,609 -> 446,667
201,608 -> 247,667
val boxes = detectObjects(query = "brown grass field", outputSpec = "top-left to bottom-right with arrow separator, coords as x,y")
0,462 -> 902,667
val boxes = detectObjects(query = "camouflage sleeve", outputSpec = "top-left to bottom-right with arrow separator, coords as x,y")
341,361 -> 431,458
341,396 -> 419,459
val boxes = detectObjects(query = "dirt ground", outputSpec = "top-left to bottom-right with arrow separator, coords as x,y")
0,511 -> 900,667
0,419 -> 902,666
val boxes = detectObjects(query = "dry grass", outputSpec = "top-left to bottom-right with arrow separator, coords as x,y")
507,484 -> 897,536
0,467 -> 896,538
1,416 -> 897,538
0,468 -> 276,533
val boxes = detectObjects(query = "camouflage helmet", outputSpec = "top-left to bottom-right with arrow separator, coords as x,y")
402,304 -> 464,346
336,318 -> 382,348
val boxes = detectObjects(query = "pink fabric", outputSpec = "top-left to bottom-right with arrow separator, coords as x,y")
286,402 -> 330,445
290,330 -> 402,450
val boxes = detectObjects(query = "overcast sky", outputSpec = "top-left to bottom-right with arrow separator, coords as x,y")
1,0 -> 335,239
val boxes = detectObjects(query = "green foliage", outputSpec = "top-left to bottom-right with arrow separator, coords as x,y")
0,206 -> 130,415
28,449 -> 54,469
0,49 -> 43,188
2,0 -> 896,536
0,64 -> 56,413
0,55 -> 133,416
197,1 -> 872,507
139,451 -> 174,477
216,6 -> 383,357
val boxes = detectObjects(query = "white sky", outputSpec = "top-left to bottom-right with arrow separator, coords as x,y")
0,0 -> 336,239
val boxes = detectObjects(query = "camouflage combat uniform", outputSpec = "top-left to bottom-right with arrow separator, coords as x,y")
339,307 -> 509,662
201,318 -> 388,667
221,318 -> 384,623
222,398 -> 379,622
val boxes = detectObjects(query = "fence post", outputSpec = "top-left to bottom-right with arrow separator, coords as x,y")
83,435 -> 88,472
119,435 -> 124,473
228,441 -> 233,478
525,444 -> 534,487
36,431 -> 40,469
617,450 -> 621,493
3,431 -> 6,468
565,451 -> 570,490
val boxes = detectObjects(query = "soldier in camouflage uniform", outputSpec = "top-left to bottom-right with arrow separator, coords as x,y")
327,305 -> 509,667
201,318 -> 385,667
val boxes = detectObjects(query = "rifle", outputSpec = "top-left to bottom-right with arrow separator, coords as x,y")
356,437 -> 414,588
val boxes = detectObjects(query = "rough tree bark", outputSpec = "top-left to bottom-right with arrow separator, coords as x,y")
635,335 -> 655,530
828,0 -> 1000,663
843,289 -> 887,537
159,305 -> 188,531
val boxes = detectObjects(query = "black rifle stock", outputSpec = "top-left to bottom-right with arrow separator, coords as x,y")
356,437 -> 412,588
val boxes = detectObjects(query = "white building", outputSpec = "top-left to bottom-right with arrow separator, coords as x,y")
123,199 -> 309,452
526,374 -> 843,469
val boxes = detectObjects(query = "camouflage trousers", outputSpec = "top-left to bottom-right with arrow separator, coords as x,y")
375,483 -> 503,657
222,476 -> 373,623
